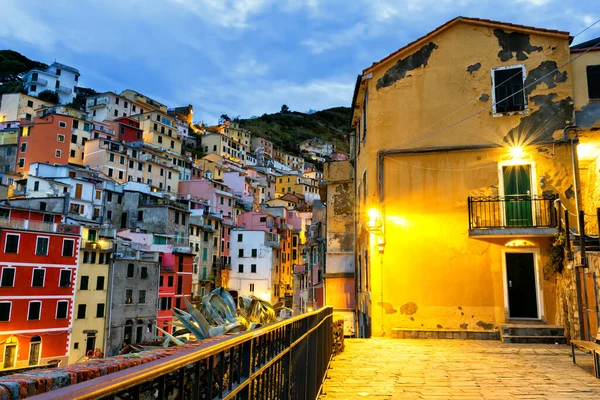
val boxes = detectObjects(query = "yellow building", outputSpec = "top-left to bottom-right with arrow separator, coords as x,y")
83,138 -> 179,193
120,89 -> 168,114
70,227 -> 113,363
0,93 -> 55,122
129,111 -> 182,154
275,174 -> 319,199
351,17 -> 578,337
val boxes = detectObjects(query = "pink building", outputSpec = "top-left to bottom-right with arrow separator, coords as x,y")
236,211 -> 277,232
178,179 -> 234,219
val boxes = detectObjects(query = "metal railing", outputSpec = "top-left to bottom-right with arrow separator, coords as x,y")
32,307 -> 333,400
468,194 -> 558,230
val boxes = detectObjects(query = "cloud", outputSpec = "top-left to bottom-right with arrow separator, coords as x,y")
168,0 -> 269,29
302,23 -> 367,54
232,55 -> 270,77
0,2 -> 57,47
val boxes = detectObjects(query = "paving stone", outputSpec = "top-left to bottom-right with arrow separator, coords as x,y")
321,338 -> 600,399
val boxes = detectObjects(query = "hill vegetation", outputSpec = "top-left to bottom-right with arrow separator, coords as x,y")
0,50 -> 47,95
238,107 -> 352,154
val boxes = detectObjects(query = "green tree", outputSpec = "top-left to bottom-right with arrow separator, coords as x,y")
37,90 -> 59,104
0,59 -> 26,77
280,104 -> 290,113
219,114 -> 231,124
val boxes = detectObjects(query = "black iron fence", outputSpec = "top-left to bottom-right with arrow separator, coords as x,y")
31,307 -> 333,400
468,194 -> 558,230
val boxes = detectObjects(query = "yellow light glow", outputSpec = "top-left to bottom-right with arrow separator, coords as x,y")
387,215 -> 409,227
97,239 -> 107,248
505,239 -> 536,247
510,146 -> 525,160
367,208 -> 380,224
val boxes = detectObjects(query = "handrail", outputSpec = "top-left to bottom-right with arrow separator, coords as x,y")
31,306 -> 333,400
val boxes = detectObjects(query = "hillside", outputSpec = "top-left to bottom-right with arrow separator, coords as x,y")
238,107 -> 352,154
0,50 -> 48,94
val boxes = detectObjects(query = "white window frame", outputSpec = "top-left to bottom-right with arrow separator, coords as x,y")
55,149 -> 62,158
31,268 -> 46,288
56,300 -> 69,319
57,134 -> 65,143
58,121 -> 67,128
36,236 -> 50,256
62,239 -> 75,257
501,248 -> 544,320
497,159 -> 538,227
27,300 -> 42,321
0,301 -> 12,322
491,64 -> 528,117
4,233 -> 20,254
0,267 -> 16,287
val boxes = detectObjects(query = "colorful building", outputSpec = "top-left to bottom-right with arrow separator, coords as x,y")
0,206 -> 80,369
22,62 -> 80,104
351,17 -> 577,337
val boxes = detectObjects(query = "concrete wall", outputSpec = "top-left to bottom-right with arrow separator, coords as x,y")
106,258 -> 159,357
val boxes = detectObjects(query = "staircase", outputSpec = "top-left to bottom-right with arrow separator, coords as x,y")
499,324 -> 566,344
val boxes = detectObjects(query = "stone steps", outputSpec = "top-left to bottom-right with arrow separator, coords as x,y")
499,324 -> 566,344
391,328 -> 499,340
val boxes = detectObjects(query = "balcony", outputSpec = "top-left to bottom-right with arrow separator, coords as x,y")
86,98 -> 109,108
57,85 -> 73,94
0,218 -> 81,235
468,195 -> 558,237
28,77 -> 48,86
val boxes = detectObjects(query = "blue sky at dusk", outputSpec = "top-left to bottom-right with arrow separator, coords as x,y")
1,0 -> 598,124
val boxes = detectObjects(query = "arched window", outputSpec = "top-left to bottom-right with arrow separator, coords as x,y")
4,336 -> 18,369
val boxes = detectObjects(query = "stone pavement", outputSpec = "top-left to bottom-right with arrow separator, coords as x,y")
320,338 -> 600,399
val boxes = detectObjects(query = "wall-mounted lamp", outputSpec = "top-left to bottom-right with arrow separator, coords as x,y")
366,208 -> 384,235
510,146 -> 525,160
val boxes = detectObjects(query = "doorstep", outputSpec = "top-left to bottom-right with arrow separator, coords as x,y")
391,328 -> 499,340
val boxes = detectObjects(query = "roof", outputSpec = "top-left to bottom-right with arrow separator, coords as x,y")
51,62 -> 80,75
571,36 -> 600,52
363,16 -> 570,75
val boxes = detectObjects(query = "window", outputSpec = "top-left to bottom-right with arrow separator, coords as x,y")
59,121 -> 67,128
238,249 -> 244,257
238,264 -> 244,273
251,249 -> 257,257
158,136 -> 163,144
588,65 -> 600,100
96,276 -> 105,290
174,212 -> 179,224
168,276 -> 174,287
203,232 -> 209,242
75,183 -> 83,199
118,170 -> 124,180
4,234 -> 19,253
62,239 -> 75,256
31,84 -> 37,92
202,247 -> 208,261
148,164 -> 152,172
59,270 -> 72,287
27,100 -> 34,107
124,101 -> 128,108
32,269 -> 45,287
114,109 -> 118,117
91,252 -> 96,264
28,301 -> 41,320
125,289 -> 133,304
237,234 -> 243,242
127,263 -> 134,278
0,303 -> 10,321
55,149 -> 62,158
138,290 -> 146,304
120,155 -> 125,165
138,210 -> 144,221
77,304 -> 86,319
249,283 -> 255,292
141,266 -> 148,279
492,65 -> 526,115
80,275 -> 89,290
36,236 -> 49,255
56,301 -> 68,319
57,134 -> 65,143
1,268 -> 15,287
251,264 -> 257,273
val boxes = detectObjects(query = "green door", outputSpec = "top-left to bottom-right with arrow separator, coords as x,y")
503,165 -> 533,227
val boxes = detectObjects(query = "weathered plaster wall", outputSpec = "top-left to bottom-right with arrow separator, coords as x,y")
353,21 -> 575,336
572,51 -> 600,128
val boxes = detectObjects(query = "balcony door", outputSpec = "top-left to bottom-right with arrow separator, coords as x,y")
502,164 -> 533,227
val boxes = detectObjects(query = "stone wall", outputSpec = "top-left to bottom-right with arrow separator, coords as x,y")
332,319 -> 345,356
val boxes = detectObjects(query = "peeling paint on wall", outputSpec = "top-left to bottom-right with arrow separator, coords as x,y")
400,302 -> 418,315
565,185 -> 575,199
460,323 -> 469,329
493,29 -> 543,61
476,321 -> 494,330
503,94 -> 573,145
378,302 -> 398,314
332,182 -> 353,215
479,93 -> 490,102
376,42 -> 438,89
575,102 -> 600,128
467,63 -> 481,73
524,61 -> 567,96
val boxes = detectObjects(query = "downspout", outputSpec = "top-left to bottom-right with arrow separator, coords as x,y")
566,125 -> 590,340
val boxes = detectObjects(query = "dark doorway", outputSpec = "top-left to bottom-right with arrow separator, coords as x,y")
506,252 -> 538,318
85,335 -> 96,354
120,212 -> 128,229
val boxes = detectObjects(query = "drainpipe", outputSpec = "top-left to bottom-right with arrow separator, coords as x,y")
566,125 -> 590,340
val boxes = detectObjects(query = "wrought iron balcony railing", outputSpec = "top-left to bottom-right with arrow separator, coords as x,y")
468,194 -> 558,230
33,307 -> 333,400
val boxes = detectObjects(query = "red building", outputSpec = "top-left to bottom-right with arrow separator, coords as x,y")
0,206 -> 80,370
157,251 -> 193,334
109,117 -> 143,143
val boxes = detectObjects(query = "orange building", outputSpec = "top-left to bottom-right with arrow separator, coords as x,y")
16,107 -> 91,175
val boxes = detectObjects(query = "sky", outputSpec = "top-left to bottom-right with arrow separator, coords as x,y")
1,0 -> 599,125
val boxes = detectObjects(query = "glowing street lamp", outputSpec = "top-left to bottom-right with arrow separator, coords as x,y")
510,146 -> 525,160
